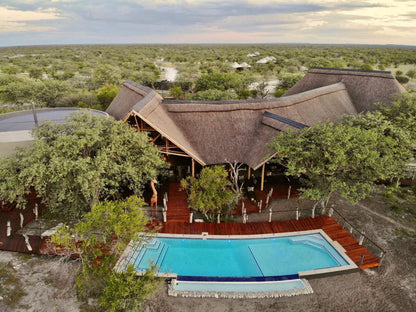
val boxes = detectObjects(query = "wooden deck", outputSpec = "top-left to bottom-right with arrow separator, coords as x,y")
165,183 -> 190,222
156,215 -> 379,270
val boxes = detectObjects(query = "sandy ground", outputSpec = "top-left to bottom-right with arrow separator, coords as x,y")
1,188 -> 415,312
160,67 -> 178,82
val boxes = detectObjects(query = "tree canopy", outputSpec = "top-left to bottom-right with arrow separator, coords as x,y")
268,108 -> 413,206
0,111 -> 167,221
181,165 -> 236,222
51,196 -> 161,311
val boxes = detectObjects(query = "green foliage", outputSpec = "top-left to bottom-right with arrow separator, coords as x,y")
378,93 -> 416,139
95,85 -> 120,111
28,66 -> 43,79
188,89 -> 236,101
100,265 -> 160,312
0,78 -> 74,106
277,73 -> 302,90
396,75 -> 410,84
91,65 -> 122,89
168,86 -> 183,99
274,89 -> 286,97
51,196 -> 161,309
194,72 -> 240,92
33,80 -> 75,107
406,69 -> 416,79
360,63 -> 374,71
1,44 -> 416,111
1,65 -> 20,74
55,93 -> 98,108
0,79 -> 35,104
181,165 -> 236,222
268,114 -> 412,205
0,111 -> 167,221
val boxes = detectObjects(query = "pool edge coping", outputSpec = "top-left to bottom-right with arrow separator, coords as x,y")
115,229 -> 358,278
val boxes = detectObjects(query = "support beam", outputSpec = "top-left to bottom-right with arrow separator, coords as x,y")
134,115 -> 140,131
261,163 -> 265,191
192,159 -> 195,178
248,167 -> 251,179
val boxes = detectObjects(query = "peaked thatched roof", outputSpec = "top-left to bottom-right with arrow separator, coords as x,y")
284,67 -> 405,112
107,80 -> 356,169
106,80 -> 162,120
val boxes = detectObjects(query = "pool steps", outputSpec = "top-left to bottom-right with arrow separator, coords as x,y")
134,240 -> 169,271
289,235 -> 347,266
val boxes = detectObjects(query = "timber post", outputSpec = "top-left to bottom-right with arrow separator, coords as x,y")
192,159 -> 195,178
261,164 -> 265,191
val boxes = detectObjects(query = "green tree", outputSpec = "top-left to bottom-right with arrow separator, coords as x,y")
194,72 -> 240,92
51,196 -> 161,310
268,119 -> 411,207
188,89 -> 236,101
0,111 -> 167,221
181,165 -> 236,222
406,69 -> 416,79
95,85 -> 121,111
92,65 -> 122,89
33,80 -> 74,107
378,93 -> 416,139
360,63 -> 374,71
396,76 -> 409,84
28,66 -> 43,79
168,86 -> 183,99
0,81 -> 33,104
277,74 -> 302,90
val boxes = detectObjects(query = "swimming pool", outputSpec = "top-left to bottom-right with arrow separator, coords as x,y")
119,230 -> 356,281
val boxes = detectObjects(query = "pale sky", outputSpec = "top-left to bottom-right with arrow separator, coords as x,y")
0,0 -> 416,47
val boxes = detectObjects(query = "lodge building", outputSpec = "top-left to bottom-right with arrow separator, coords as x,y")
106,67 -> 405,189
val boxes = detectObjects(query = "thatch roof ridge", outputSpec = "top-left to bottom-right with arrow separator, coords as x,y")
309,67 -> 395,78
164,82 -> 348,113
284,67 -> 405,112
106,80 -> 162,120
123,79 -> 155,94
263,111 -> 309,129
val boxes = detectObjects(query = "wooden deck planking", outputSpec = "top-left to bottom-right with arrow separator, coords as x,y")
156,216 -> 380,269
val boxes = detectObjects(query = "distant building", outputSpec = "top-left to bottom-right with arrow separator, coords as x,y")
231,62 -> 251,70
247,52 -> 260,57
256,56 -> 276,64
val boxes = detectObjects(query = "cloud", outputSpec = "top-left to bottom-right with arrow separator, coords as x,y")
0,6 -> 62,33
0,0 -> 415,46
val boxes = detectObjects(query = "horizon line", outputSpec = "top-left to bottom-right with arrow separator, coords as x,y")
1,42 -> 416,49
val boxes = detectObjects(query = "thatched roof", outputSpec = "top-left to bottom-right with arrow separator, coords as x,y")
106,80 -> 161,120
107,80 -> 356,169
284,67 -> 405,112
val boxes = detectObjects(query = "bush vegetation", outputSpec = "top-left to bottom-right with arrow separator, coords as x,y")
1,44 -> 415,112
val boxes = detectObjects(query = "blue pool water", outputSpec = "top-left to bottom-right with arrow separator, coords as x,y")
131,233 -> 349,279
